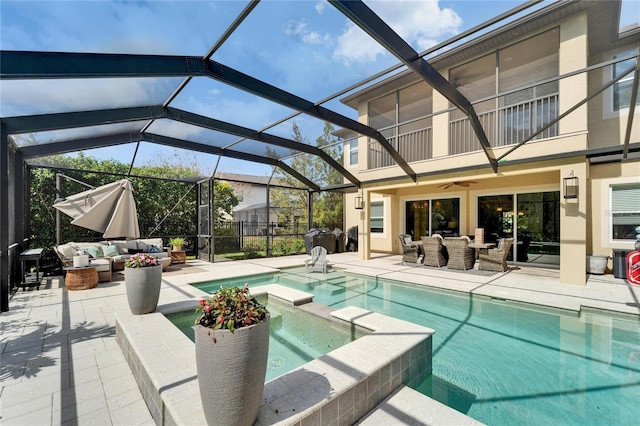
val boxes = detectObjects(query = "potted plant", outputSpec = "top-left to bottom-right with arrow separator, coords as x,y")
169,237 -> 185,251
194,284 -> 270,426
124,253 -> 162,315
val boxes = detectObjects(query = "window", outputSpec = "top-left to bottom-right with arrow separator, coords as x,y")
611,184 -> 640,240
370,201 -> 384,233
613,51 -> 640,111
349,139 -> 358,167
405,198 -> 459,239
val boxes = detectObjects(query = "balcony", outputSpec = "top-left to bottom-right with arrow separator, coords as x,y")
368,127 -> 432,169
449,93 -> 558,155
366,93 -> 558,171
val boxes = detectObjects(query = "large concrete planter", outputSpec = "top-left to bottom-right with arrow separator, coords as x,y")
124,265 -> 162,314
195,315 -> 270,426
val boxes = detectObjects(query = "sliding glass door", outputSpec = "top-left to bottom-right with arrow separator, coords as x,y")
406,198 -> 460,240
516,192 -> 560,264
477,195 -> 514,244
478,191 -> 560,265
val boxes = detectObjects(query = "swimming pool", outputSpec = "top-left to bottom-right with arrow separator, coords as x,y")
194,270 -> 640,425
165,297 -> 363,382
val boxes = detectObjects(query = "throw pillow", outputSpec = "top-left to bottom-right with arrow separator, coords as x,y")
60,244 -> 79,259
85,246 -> 102,259
148,244 -> 161,253
101,244 -> 119,257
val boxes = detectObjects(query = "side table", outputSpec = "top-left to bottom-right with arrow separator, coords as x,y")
19,248 -> 44,290
64,266 -> 99,291
170,250 -> 186,264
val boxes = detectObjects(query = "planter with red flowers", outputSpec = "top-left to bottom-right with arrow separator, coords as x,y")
194,284 -> 270,426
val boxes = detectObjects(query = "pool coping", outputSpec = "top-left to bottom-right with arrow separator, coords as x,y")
115,284 -> 468,425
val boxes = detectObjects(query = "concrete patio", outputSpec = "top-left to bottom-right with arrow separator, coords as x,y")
2,252 -> 639,425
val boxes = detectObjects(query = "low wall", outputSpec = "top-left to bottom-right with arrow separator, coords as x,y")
116,285 -> 438,425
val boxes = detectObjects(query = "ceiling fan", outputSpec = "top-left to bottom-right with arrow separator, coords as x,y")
437,181 -> 477,190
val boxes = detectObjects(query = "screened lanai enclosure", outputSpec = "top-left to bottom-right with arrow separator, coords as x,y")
2,0 -> 639,311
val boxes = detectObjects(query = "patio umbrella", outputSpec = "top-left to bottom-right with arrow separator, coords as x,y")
53,179 -> 140,238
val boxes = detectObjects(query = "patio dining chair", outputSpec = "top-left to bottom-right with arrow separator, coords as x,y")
444,237 -> 475,270
421,235 -> 448,267
478,238 -> 514,272
305,246 -> 328,273
399,234 -> 420,263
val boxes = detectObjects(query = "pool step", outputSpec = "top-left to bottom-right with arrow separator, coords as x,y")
356,385 -> 485,426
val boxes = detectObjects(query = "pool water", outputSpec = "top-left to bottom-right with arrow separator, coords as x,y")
195,270 -> 640,426
166,298 -> 362,382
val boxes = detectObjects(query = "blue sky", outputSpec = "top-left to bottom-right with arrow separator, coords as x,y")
1,0 -> 638,177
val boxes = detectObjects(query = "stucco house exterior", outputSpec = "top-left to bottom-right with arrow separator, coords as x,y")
340,0 -> 639,286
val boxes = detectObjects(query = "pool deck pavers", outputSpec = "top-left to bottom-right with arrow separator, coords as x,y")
2,252 -> 639,425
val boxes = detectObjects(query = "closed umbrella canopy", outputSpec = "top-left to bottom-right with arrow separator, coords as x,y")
53,179 -> 140,239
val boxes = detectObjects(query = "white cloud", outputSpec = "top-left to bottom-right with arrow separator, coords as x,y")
284,20 -> 331,45
284,20 -> 307,36
315,1 -> 326,15
302,31 -> 330,45
333,0 -> 461,65
283,18 -> 331,48
333,22 -> 387,64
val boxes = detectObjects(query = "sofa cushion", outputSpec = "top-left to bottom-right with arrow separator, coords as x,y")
58,243 -> 79,260
84,245 -> 103,259
111,252 -> 168,262
138,238 -> 164,253
101,244 -> 119,257
110,240 -> 131,255
147,244 -> 162,253
89,258 -> 111,273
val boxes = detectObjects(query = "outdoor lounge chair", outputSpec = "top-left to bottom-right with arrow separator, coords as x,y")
444,237 -> 475,270
399,234 -> 420,263
422,235 -> 447,267
478,238 -> 514,272
305,246 -> 328,273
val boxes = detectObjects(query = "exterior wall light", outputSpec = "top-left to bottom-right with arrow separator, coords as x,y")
563,173 -> 579,199
355,193 -> 364,210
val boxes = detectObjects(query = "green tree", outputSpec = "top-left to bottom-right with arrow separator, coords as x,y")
28,153 -> 239,249
213,180 -> 239,227
270,122 -> 344,231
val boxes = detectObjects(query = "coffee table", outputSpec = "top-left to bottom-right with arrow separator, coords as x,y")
63,266 -> 98,290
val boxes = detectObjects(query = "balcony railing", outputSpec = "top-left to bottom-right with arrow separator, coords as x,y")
365,94 -> 558,170
368,127 -> 432,169
449,93 -> 558,154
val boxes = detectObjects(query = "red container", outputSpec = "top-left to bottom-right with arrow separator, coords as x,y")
627,251 -> 640,285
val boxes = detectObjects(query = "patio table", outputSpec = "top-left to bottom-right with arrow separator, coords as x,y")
468,242 -> 496,263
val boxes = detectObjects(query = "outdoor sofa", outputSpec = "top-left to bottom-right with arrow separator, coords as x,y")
54,238 -> 171,281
